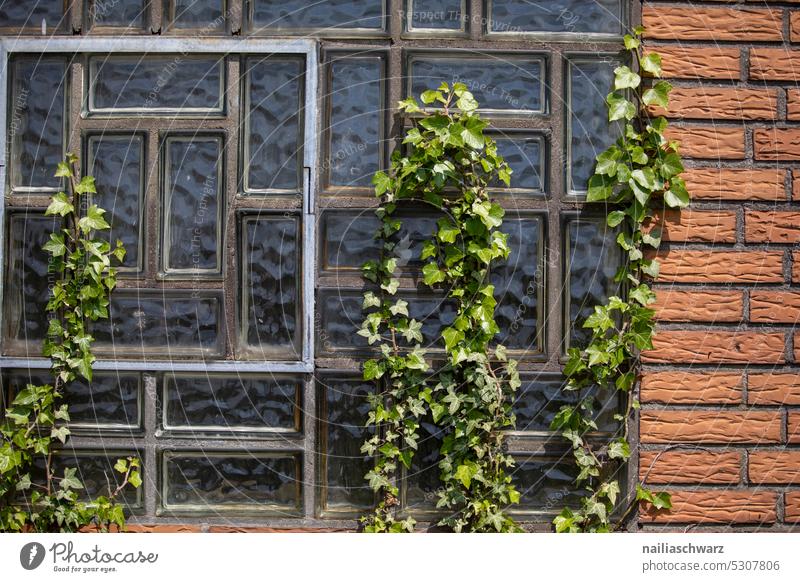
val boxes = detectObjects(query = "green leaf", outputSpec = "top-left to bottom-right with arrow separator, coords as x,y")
54,161 -> 72,178
614,66 -> 641,90
78,205 -> 110,233
454,462 -> 478,489
422,262 -> 445,286
642,80 -> 671,108
623,34 -> 641,51
606,210 -> 625,228
60,467 -> 84,491
128,470 -> 143,489
640,53 -> 663,77
45,192 -> 74,217
74,175 -> 97,195
607,92 -> 636,121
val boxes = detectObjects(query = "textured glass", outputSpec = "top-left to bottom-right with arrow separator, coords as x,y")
172,0 -> 224,28
89,56 -> 223,112
251,0 -> 383,30
31,452 -> 141,506
245,57 -> 302,191
0,0 -> 63,27
3,369 -> 140,429
91,0 -> 146,28
87,135 -> 144,270
163,374 -> 300,431
492,135 -> 544,193
10,58 -> 65,190
92,292 -> 223,356
241,216 -> 300,356
403,418 -> 443,509
512,374 -> 617,433
410,55 -> 543,112
320,210 -> 441,271
492,216 -> 543,352
319,376 -> 374,510
511,456 -> 583,512
4,213 -> 60,348
566,217 -> 622,349
163,453 -> 301,511
328,57 -> 383,188
568,58 -> 621,193
164,137 -> 222,273
317,290 -> 456,353
490,0 -> 622,35
410,0 -> 463,31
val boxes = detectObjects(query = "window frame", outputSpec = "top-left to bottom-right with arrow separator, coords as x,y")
0,36 -> 318,375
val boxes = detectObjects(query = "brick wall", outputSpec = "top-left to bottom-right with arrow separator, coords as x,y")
640,0 -> 800,530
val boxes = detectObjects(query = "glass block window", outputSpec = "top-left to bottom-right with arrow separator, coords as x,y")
1,1 -> 628,528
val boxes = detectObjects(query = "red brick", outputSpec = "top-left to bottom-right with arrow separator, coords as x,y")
646,46 -> 740,80
746,211 -> 800,243
643,331 -> 785,365
787,90 -> 800,121
683,167 -> 785,201
652,290 -> 743,323
640,490 -> 777,524
639,450 -> 741,485
665,125 -> 744,159
748,373 -> 800,405
643,7 -> 782,42
749,451 -> 800,484
792,11 -> 800,43
652,250 -> 783,284
208,526 -> 346,533
751,292 -> 800,324
640,410 -> 782,444
641,371 -> 742,404
751,48 -> 800,80
790,412 -> 800,444
786,492 -> 800,523
650,87 -> 777,120
647,210 -> 736,243
754,129 -> 800,161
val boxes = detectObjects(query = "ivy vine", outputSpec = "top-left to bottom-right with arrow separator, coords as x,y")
551,28 -> 687,532
359,84 -> 522,532
0,153 -> 140,532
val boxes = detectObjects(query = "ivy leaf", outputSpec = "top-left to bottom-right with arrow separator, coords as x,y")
389,299 -> 409,316
362,292 -> 381,309
54,161 -> 73,178
128,470 -> 143,489
586,174 -> 614,201
623,34 -> 641,51
614,65 -> 641,90
642,81 -> 671,108
74,175 -> 97,195
422,262 -> 445,286
45,192 -> 75,217
640,53 -> 663,77
607,92 -> 636,121
78,205 -> 110,233
659,152 -> 684,178
606,210 -> 625,228
60,467 -> 84,491
454,462 -> 478,489
43,233 -> 67,257
664,177 -> 690,208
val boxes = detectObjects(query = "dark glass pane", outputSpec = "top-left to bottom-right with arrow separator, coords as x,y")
164,137 -> 222,273
490,0 -> 622,35
320,209 -> 441,272
172,0 -> 224,29
492,216 -> 543,352
319,376 -> 374,510
163,374 -> 300,431
409,55 -> 543,112
4,213 -> 60,348
251,0 -> 383,30
492,135 -> 544,193
565,217 -> 622,349
403,417 -> 442,510
410,0 -> 463,31
10,58 -> 66,189
163,453 -> 301,511
511,456 -> 583,512
91,0 -> 146,28
92,291 -> 223,356
87,134 -> 144,270
90,56 -> 223,112
568,58 -> 621,193
317,290 -> 456,353
245,57 -> 302,191
512,374 -> 618,433
241,216 -> 300,356
0,0 -> 63,27
30,452 -> 142,506
327,57 -> 383,188
4,369 -> 140,429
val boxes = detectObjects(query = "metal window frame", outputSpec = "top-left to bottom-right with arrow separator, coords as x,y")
0,36 -> 318,376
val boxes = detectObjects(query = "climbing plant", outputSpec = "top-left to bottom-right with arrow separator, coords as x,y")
550,28 -> 686,532
0,153 -> 140,532
359,84 -> 522,533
